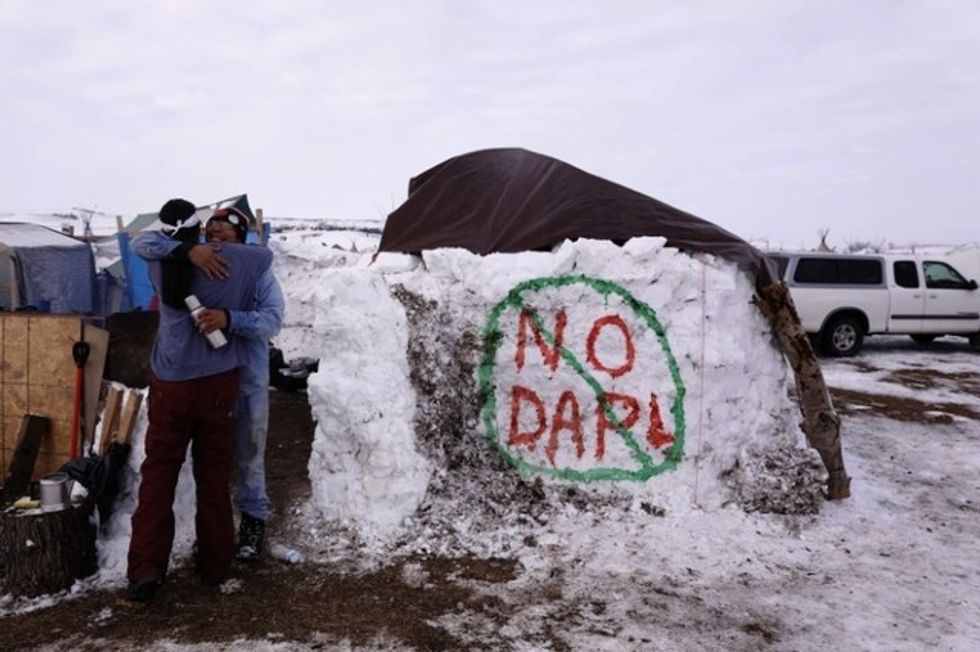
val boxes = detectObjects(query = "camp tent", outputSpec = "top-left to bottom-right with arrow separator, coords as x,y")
0,222 -> 98,313
378,148 -> 777,287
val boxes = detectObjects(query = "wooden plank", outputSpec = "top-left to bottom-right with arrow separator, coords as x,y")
2,414 -> 50,505
98,387 -> 123,456
116,392 -> 143,445
82,323 -> 110,452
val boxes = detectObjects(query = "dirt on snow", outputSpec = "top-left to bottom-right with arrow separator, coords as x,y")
2,346 -> 979,650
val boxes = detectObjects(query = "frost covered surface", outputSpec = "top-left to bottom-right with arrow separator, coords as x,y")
305,268 -> 431,532
301,237 -> 810,544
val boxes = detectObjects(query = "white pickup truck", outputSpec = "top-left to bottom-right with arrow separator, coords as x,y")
768,252 -> 980,356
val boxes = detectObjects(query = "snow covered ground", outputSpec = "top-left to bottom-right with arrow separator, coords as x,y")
1,222 -> 978,650
272,233 -> 979,650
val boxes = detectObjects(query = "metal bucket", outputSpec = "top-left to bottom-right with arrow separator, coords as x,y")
40,472 -> 70,512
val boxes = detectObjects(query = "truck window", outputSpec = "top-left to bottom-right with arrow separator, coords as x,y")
923,261 -> 969,289
893,261 -> 918,288
794,258 -> 882,285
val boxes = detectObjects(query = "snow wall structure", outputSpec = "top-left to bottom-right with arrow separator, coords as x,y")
303,237 -> 821,542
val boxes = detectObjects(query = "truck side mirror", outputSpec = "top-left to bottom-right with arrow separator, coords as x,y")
969,279 -> 979,290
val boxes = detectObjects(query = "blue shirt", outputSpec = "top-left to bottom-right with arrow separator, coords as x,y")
229,269 -> 284,393
133,233 -> 273,382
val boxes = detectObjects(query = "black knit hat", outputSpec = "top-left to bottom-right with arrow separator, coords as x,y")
158,198 -> 201,244
159,198 -> 196,226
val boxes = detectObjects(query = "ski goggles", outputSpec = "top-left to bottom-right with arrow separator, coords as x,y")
207,206 -> 249,227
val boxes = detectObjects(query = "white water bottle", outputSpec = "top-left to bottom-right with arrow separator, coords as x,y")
269,543 -> 303,564
184,294 -> 228,349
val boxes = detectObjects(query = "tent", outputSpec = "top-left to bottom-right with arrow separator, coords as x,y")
378,148 -> 777,287
0,223 -> 98,313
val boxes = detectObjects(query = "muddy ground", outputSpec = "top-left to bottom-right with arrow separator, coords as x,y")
0,390 -> 533,651
1,342 -> 978,650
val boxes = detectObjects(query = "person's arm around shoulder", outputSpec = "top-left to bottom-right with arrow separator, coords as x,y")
131,231 -> 181,260
131,231 -> 229,279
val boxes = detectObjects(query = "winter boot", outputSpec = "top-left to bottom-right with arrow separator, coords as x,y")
126,578 -> 164,603
236,514 -> 266,562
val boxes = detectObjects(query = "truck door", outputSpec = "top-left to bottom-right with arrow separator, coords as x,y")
921,261 -> 980,334
887,260 -> 924,333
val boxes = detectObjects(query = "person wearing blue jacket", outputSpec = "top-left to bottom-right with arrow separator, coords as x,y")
195,207 -> 284,561
132,206 -> 284,563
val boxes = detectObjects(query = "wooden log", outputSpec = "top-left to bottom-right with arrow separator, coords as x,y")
97,387 -> 123,456
756,281 -> 851,500
2,415 -> 51,506
1,502 -> 97,597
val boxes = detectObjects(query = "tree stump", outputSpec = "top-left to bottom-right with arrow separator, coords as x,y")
1,502 -> 96,597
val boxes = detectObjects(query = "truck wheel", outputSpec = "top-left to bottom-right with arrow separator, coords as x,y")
910,334 -> 937,345
821,316 -> 864,357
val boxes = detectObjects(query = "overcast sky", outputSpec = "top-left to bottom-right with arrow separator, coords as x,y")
1,1 -> 978,248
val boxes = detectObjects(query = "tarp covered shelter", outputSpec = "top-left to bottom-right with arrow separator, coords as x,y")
379,148 -> 777,287
379,147 -> 850,499
0,223 -> 98,313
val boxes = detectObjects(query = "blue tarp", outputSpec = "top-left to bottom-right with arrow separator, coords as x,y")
117,231 -> 154,310
13,244 -> 98,314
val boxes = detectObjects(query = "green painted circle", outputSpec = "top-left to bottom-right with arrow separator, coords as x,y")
478,275 -> 687,482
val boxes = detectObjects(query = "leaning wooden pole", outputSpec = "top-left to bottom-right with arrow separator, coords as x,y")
756,281 -> 851,500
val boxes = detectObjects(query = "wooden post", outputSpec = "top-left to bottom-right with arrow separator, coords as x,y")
255,208 -> 264,245
115,214 -> 125,233
97,387 -> 123,456
116,391 -> 143,445
2,415 -> 51,506
757,281 -> 851,500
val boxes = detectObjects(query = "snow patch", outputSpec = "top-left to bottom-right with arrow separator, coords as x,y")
303,238 -> 814,545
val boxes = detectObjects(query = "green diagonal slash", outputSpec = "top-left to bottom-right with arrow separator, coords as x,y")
479,275 -> 686,482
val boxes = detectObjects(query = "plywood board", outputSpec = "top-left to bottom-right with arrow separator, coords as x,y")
0,314 -> 97,479
3,382 -> 27,418
27,315 -> 79,387
2,315 -> 29,384
82,323 -> 109,452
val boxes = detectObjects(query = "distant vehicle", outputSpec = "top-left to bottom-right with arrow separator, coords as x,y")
768,252 -> 980,356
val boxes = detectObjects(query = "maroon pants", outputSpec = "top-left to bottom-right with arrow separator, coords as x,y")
128,369 -> 239,584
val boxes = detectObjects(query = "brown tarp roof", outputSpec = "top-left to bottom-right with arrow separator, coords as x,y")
379,148 -> 777,287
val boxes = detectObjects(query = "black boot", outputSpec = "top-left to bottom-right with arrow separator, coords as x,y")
236,514 -> 265,562
126,578 -> 164,603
